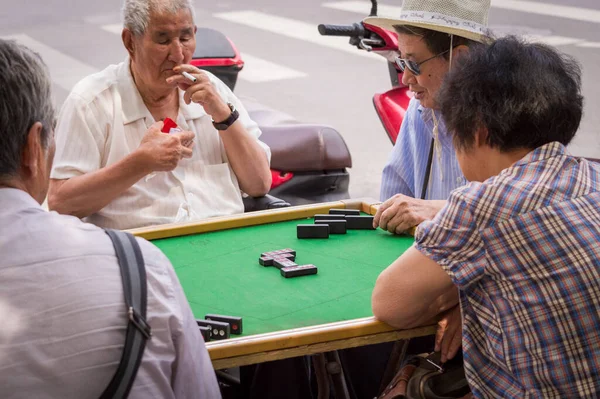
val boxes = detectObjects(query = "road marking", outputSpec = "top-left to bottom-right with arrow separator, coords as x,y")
491,0 -> 600,25
102,23 -> 307,82
526,35 -> 585,46
322,2 -> 600,49
324,1 -> 600,25
238,53 -> 307,83
577,42 -> 600,48
1,34 -> 97,92
213,10 -> 383,61
323,1 -> 401,18
101,24 -> 122,35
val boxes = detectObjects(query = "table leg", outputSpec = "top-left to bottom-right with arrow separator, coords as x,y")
313,354 -> 330,399
325,351 -> 351,399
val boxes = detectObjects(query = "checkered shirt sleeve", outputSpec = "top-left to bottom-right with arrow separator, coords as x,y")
415,189 -> 486,289
412,143 -> 600,398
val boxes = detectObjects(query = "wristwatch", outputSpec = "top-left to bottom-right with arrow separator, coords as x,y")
212,103 -> 239,131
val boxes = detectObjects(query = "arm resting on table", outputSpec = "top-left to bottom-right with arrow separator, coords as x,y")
372,246 -> 458,329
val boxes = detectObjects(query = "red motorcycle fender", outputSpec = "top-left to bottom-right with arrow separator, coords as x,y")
373,87 -> 412,144
270,169 -> 294,189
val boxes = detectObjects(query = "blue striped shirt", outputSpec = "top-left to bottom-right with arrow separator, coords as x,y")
380,98 -> 465,201
416,142 -> 600,397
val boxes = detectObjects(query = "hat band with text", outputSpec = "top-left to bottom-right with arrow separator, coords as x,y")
398,11 -> 487,36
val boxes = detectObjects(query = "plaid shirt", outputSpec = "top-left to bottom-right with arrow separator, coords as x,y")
415,142 -> 600,398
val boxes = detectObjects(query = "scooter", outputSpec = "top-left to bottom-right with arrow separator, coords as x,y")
318,0 -> 411,145
190,28 -> 352,206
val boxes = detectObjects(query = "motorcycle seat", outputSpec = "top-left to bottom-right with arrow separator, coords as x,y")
260,124 -> 352,172
242,98 -> 352,172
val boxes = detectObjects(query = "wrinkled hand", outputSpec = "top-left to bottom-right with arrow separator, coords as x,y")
373,194 -> 443,234
167,65 -> 231,122
435,305 -> 462,363
137,121 -> 195,173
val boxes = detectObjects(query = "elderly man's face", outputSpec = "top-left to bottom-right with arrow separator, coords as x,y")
398,33 -> 451,110
130,8 -> 196,91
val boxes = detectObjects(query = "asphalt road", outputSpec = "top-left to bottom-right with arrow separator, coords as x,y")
1,0 -> 599,199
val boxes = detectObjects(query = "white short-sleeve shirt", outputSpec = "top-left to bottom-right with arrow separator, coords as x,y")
51,59 -> 270,230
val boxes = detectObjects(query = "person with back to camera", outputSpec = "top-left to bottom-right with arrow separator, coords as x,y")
0,39 -> 221,399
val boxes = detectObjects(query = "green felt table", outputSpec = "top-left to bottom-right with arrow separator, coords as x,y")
153,217 -> 413,337
130,199 -> 436,369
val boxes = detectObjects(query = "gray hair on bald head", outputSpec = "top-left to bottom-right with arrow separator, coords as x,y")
122,0 -> 196,36
0,39 -> 55,178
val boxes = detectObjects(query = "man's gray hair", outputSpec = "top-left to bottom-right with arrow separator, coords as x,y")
0,39 -> 55,178
122,0 -> 196,36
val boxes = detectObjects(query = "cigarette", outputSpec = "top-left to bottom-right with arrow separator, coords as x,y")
182,71 -> 197,83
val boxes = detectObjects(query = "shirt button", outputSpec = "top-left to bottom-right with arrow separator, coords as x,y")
456,177 -> 464,185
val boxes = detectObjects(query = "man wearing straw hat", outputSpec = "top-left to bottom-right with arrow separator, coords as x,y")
367,0 -> 491,234
338,2 -> 491,397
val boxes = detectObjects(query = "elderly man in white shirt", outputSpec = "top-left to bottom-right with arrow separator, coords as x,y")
0,39 -> 220,398
48,0 -> 271,230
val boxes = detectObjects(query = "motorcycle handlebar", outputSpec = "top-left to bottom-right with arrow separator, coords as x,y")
318,23 -> 364,37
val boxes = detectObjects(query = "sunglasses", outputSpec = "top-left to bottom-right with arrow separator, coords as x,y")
395,49 -> 451,76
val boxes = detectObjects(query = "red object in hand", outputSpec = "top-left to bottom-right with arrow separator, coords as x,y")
161,118 -> 178,133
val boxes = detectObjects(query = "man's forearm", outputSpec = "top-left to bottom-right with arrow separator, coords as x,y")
372,247 -> 458,329
48,152 -> 151,218
219,123 -> 271,197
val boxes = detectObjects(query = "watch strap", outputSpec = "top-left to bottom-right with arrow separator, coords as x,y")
212,103 -> 239,131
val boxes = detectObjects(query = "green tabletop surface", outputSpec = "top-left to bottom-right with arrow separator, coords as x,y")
152,216 -> 414,337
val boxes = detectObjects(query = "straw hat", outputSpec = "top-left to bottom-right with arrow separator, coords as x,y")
363,0 -> 491,43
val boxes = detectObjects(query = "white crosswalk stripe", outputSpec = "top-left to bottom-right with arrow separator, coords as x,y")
238,53 -> 307,83
323,1 -> 400,17
577,42 -> 600,48
324,0 -> 600,25
322,1 -> 600,49
491,0 -> 600,25
1,34 -> 97,92
525,35 -> 585,47
213,10 -> 383,61
101,24 -> 122,35
102,24 -> 308,83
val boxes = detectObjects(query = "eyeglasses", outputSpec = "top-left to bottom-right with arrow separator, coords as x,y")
395,49 -> 450,76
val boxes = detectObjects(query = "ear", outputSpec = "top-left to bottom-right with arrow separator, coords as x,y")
451,44 -> 470,61
122,28 -> 135,58
194,25 -> 197,34
21,122 -> 44,179
473,125 -> 489,148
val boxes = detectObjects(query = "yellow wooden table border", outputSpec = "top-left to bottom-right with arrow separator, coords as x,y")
128,198 -> 383,240
128,198 -> 432,368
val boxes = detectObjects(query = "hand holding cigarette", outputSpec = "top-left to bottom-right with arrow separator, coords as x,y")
168,65 -> 231,121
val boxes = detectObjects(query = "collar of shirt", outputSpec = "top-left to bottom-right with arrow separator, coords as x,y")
117,58 -> 206,125
0,187 -> 42,214
512,141 -> 567,168
416,103 -> 452,147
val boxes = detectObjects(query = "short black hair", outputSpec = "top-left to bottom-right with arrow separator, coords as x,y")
0,39 -> 55,179
393,25 -> 479,59
438,36 -> 583,152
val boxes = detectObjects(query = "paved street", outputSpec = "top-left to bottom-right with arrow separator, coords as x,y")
2,0 -> 599,199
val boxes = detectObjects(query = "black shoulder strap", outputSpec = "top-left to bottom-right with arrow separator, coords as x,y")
101,229 -> 152,399
420,138 -> 435,200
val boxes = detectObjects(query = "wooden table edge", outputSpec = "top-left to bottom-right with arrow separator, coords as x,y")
128,198 -> 383,240
206,316 -> 435,362
210,321 -> 436,369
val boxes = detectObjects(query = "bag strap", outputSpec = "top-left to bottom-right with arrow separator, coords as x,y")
420,138 -> 435,200
101,229 -> 152,399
